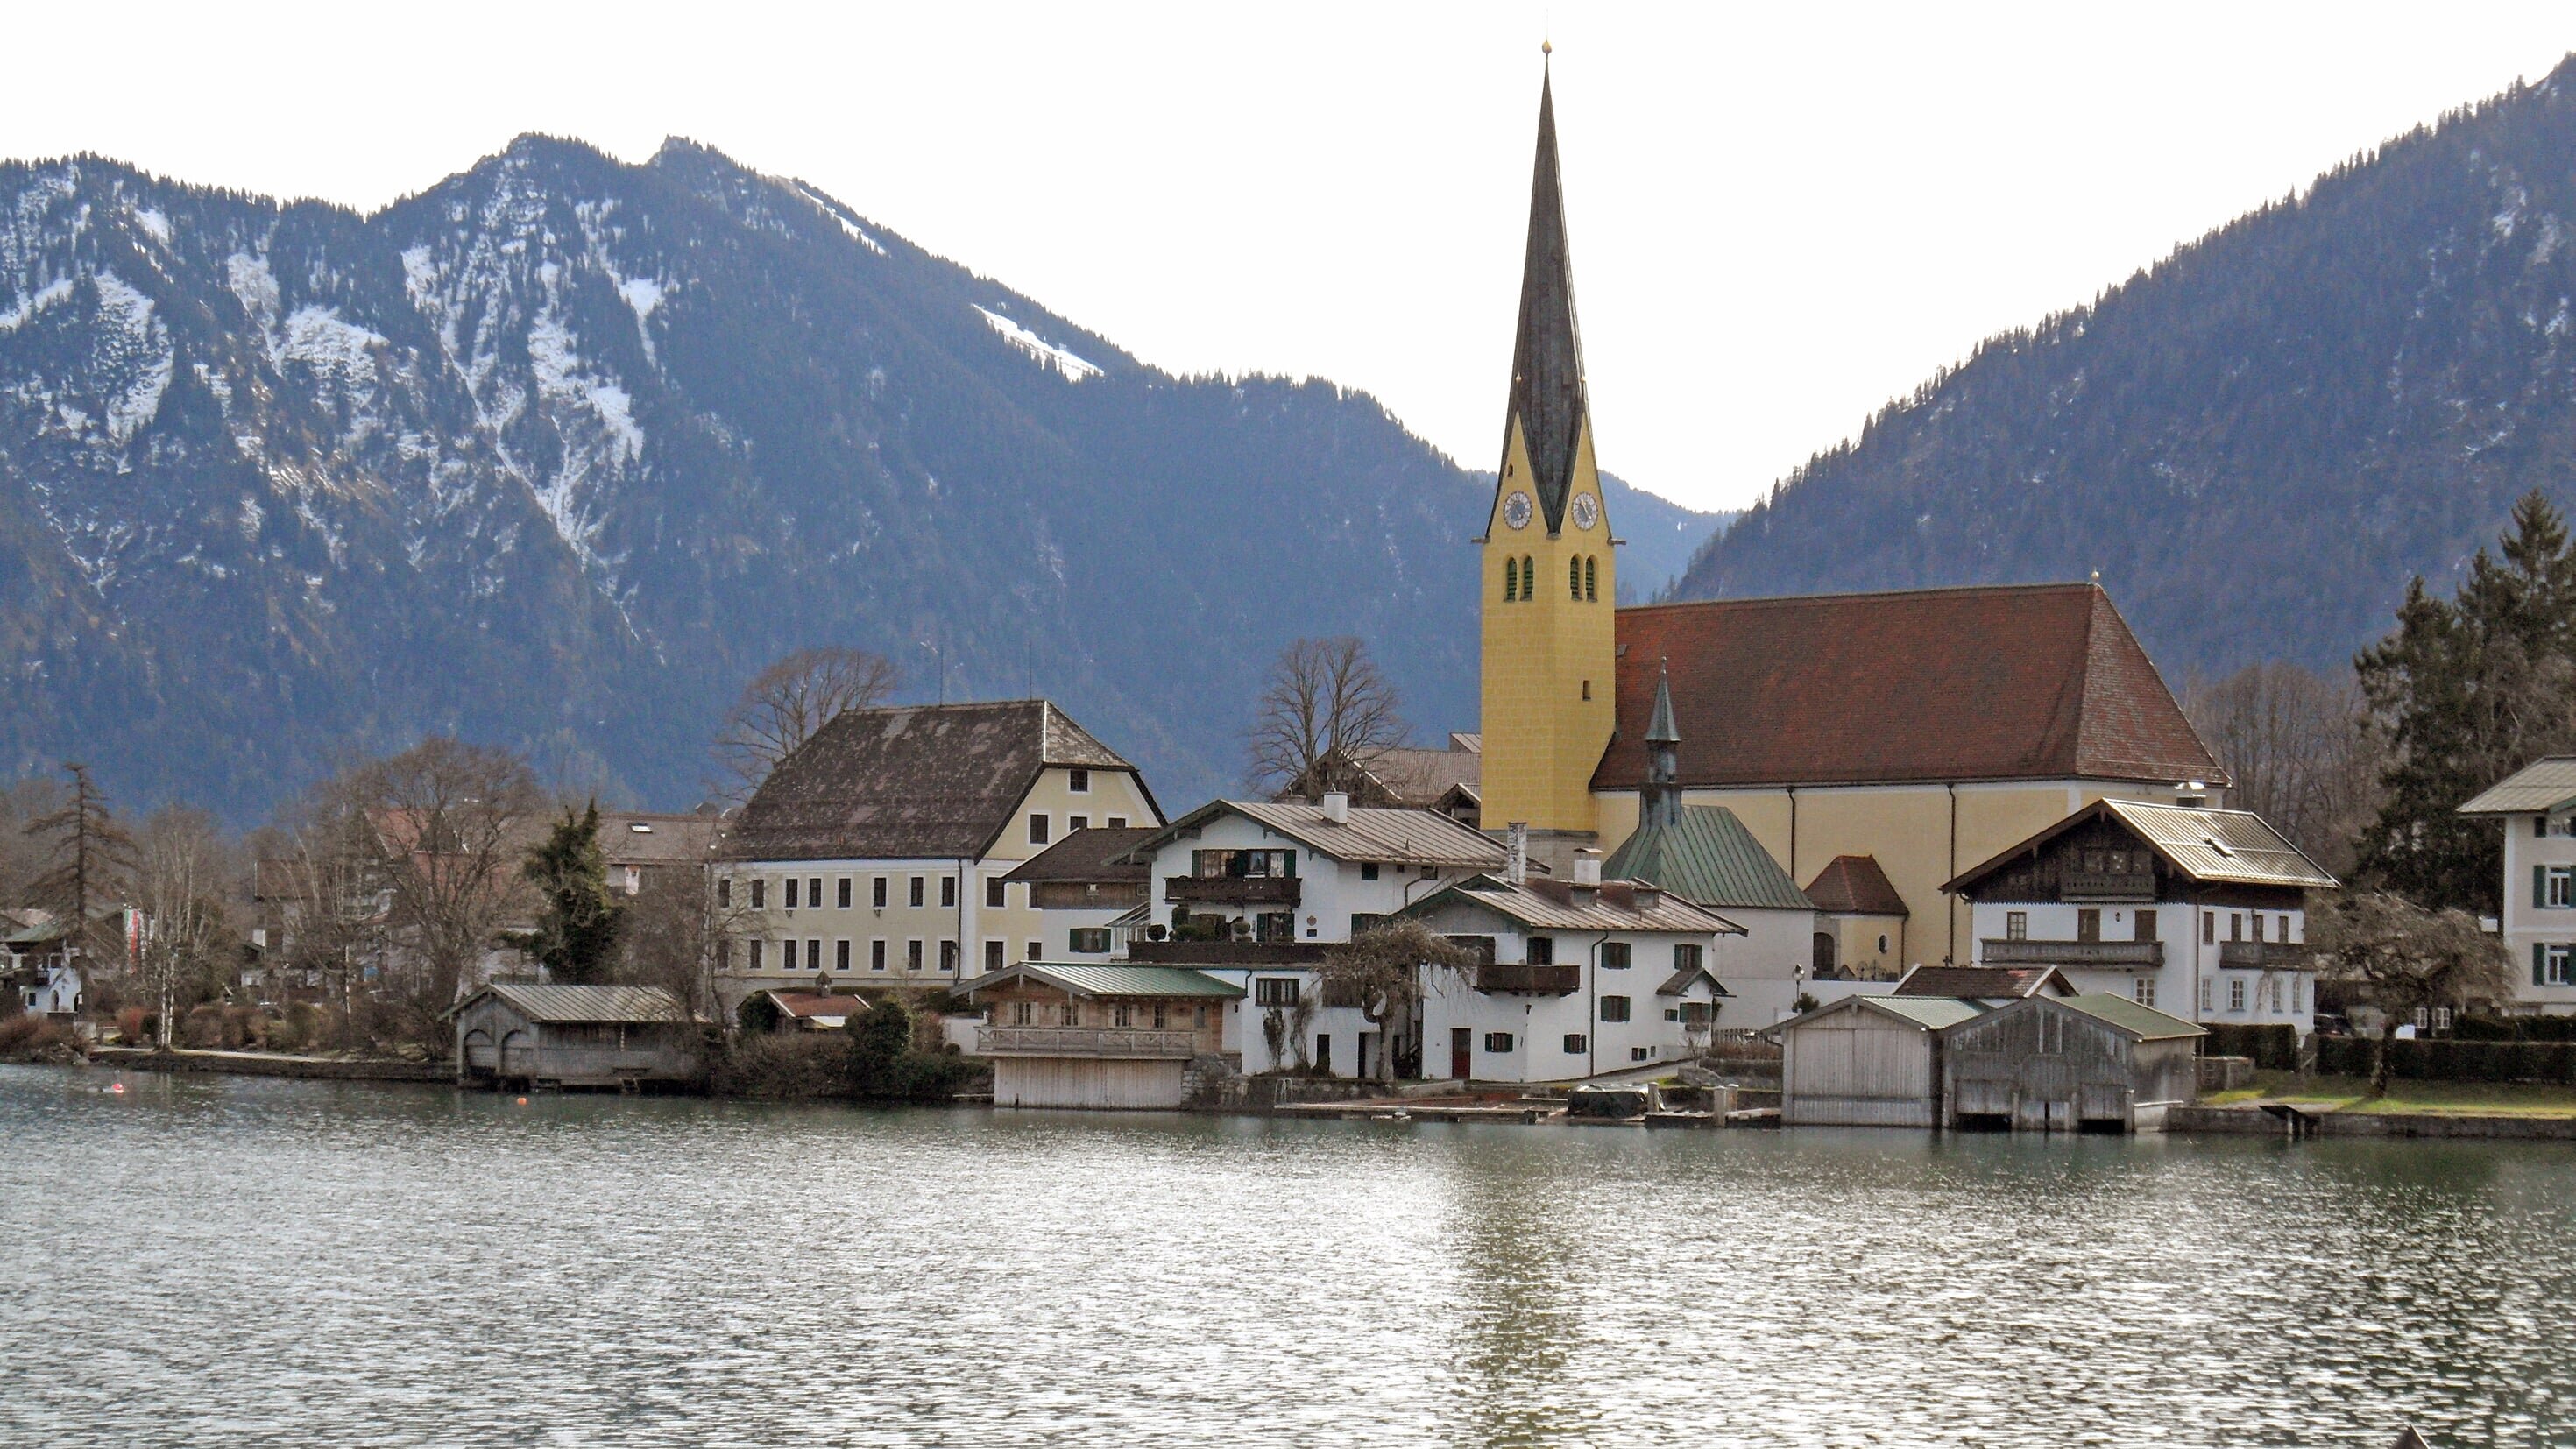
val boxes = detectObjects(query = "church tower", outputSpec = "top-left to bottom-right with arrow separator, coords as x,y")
1479,57 -> 1617,837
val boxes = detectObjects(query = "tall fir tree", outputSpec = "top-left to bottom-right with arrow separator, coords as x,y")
506,802 -> 624,985
25,763 -> 137,971
2354,491 -> 2576,911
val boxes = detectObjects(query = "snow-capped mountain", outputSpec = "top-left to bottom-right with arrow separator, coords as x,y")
0,135 -> 1732,818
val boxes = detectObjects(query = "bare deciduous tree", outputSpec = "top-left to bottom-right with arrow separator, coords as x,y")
715,647 -> 900,796
2184,661 -> 2381,874
1315,918 -> 1477,1087
133,807 -> 233,1050
2310,891 -> 2513,1092
25,763 -> 137,978
1246,637 -> 1407,801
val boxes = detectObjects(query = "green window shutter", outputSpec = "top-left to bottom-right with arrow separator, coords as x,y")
2537,942 -> 2549,987
2537,864 -> 2549,907
2540,816 -> 2551,839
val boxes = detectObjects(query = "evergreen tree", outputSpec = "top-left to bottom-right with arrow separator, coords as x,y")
2354,491 -> 2576,910
507,802 -> 624,985
25,763 -> 137,971
846,995 -> 913,1096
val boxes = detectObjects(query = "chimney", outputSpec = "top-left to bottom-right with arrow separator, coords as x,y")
1505,823 -> 1529,886
1320,791 -> 1349,823
1572,849 -> 1603,887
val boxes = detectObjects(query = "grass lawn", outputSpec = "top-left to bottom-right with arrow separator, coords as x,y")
2201,1071 -> 2576,1117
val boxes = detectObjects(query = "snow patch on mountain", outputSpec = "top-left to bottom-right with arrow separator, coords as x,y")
88,271 -> 172,442
0,277 -> 74,333
134,208 -> 171,245
795,183 -> 888,257
973,304 -> 1101,382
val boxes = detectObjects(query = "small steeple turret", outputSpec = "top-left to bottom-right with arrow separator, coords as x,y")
1643,661 -> 1681,828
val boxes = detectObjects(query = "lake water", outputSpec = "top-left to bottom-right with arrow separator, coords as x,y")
3,1066 -> 2572,1447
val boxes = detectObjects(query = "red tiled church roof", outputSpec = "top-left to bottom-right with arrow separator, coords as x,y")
1594,583 -> 2224,791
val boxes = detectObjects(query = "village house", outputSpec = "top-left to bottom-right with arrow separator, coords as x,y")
962,961 -> 1239,1108
1115,795 -> 1506,1077
4,912 -> 79,1017
2457,757 -> 2576,1015
450,982 -> 704,1092
712,699 -> 1162,1015
1943,797 -> 2334,1030
996,825 -> 1156,964
1466,65 -> 2231,974
1600,667 -> 1815,1022
1400,854 -> 1740,1083
1277,734 -> 1484,827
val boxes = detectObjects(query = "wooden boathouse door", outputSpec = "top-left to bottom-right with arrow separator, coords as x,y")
1451,1028 -> 1472,1081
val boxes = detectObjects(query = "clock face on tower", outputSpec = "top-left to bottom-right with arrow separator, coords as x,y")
1503,491 -> 1533,530
1570,494 -> 1599,531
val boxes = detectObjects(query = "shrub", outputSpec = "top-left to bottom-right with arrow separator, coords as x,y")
116,1007 -> 146,1044
708,1033 -> 846,1099
0,1011 -> 79,1062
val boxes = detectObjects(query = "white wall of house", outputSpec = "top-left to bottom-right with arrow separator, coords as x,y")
1136,814 -> 1465,944
2501,812 -> 2576,1014
1715,906 -> 1815,1027
1964,899 -> 2314,1033
18,961 -> 80,1016
1408,904 -> 1716,1085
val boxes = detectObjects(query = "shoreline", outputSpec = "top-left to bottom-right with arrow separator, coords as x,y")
82,1047 -> 451,1084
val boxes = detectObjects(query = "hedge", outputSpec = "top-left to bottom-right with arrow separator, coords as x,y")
2313,1036 -> 2576,1085
2202,1023 -> 2299,1071
2450,1014 -> 2576,1043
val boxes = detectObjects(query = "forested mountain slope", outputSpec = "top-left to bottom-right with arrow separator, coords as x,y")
1675,57 -> 2576,680
0,137 -> 1716,819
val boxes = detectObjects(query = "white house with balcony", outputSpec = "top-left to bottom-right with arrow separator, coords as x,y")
1943,798 -> 2334,1031
1398,855 -> 1742,1084
1115,795 -> 1507,1078
2459,757 -> 2576,1014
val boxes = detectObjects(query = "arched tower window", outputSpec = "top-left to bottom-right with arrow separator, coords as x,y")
1504,556 -> 1518,602
1522,555 -> 1535,601
1583,556 -> 1597,601
1569,557 -> 1582,600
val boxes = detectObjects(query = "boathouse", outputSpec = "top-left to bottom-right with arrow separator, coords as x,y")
1939,992 -> 2204,1133
965,962 -> 1239,1109
450,983 -> 704,1092
1774,994 -> 1985,1127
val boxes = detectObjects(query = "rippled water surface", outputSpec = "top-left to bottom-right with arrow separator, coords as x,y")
4,1066 -> 2574,1446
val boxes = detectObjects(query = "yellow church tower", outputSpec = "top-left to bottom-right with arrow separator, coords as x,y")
1479,57 -> 1617,837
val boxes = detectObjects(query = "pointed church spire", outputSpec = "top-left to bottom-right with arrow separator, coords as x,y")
1644,660 -> 1681,826
1504,60 -> 1589,533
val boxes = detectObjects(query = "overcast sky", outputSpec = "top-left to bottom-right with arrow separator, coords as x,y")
10,3 -> 2573,513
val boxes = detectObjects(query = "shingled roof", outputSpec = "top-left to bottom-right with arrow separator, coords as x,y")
1595,583 -> 2225,790
724,700 -> 1145,862
1803,855 -> 1907,917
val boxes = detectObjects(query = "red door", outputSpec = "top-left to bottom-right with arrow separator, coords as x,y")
1450,1028 -> 1473,1080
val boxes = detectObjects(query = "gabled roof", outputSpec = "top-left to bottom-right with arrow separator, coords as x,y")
963,962 -> 1242,1000
1141,800 -> 1505,869
1773,993 -> 1986,1037
454,983 -> 695,1024
1943,797 -> 2337,894
1802,854 -> 1907,917
723,699 -> 1150,862
1657,963 -> 1730,998
1596,584 -> 2226,791
2458,757 -> 2576,816
755,990 -> 876,1022
2056,992 -> 2205,1041
1893,965 -> 2076,1000
599,811 -> 719,866
1400,874 -> 1744,936
1001,827 -> 1156,885
1601,805 -> 1811,912
1502,65 -> 1589,534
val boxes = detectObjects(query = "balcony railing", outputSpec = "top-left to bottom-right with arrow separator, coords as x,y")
1981,938 -> 2164,968
1125,940 -> 1325,967
1165,875 -> 1302,907
1476,963 -> 1581,995
2060,871 -> 2157,901
977,1026 -> 1201,1059
2219,941 -> 2309,970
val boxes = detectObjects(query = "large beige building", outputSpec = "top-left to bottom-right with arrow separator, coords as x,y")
1476,66 -> 2228,975
713,699 -> 1162,1013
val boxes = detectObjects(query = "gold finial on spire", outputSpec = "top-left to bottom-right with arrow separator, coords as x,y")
1541,38 -> 1553,56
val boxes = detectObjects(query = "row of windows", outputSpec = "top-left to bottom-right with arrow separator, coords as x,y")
1498,554 -> 1603,603
2191,975 -> 2305,1014
1007,999 -> 1207,1029
722,929 -> 1122,976
1515,939 -> 1701,970
2003,909 -> 2295,944
1472,1030 -> 1654,1064
1027,810 -> 1127,845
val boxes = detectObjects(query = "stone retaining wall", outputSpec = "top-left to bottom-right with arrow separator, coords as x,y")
2170,1104 -> 2576,1141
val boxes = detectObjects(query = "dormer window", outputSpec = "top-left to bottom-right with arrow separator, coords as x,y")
1069,768 -> 1091,794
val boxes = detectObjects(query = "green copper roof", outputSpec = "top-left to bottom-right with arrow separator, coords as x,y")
1603,805 -> 1813,912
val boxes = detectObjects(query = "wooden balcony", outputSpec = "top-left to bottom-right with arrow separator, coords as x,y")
2061,871 -> 2156,901
1981,938 -> 2163,969
1165,875 -> 1302,907
1476,963 -> 1581,995
1126,941 -> 1324,967
977,1026 -> 1201,1059
2219,941 -> 2308,970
